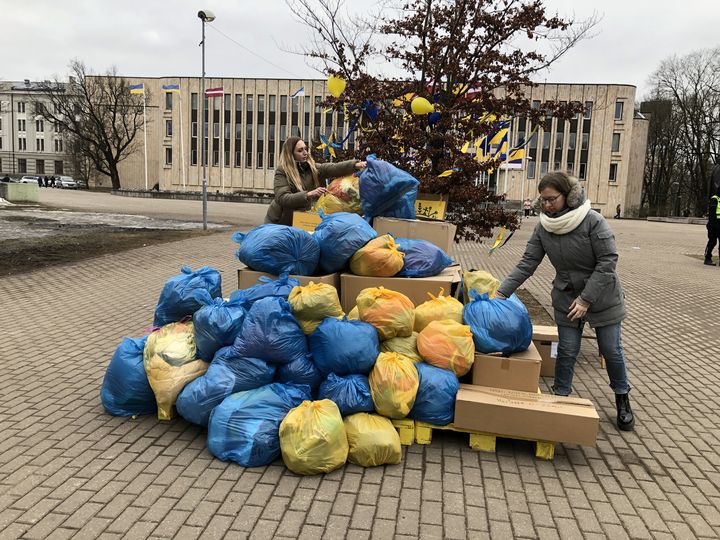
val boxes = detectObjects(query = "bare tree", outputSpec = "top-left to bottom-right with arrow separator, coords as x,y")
647,47 -> 720,216
32,60 -> 149,190
287,0 -> 598,240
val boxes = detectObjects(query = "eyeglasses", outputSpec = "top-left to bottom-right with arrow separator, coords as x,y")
541,194 -> 562,205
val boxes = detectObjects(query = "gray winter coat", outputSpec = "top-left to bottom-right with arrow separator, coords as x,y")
498,204 -> 626,328
265,159 -> 358,226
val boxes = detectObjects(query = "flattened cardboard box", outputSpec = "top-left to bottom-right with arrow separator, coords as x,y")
292,211 -> 322,233
238,265 -> 340,291
470,341 -> 542,392
454,384 -> 599,447
372,217 -> 456,254
340,265 -> 462,312
533,324 -> 559,377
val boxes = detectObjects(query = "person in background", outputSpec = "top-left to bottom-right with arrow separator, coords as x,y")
50,176 -> 56,188
614,204 -> 621,219
495,171 -> 635,431
704,184 -> 720,265
523,198 -> 532,218
265,137 -> 366,226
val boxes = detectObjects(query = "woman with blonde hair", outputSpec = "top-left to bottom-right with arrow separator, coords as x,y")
265,137 -> 365,225
496,171 -> 635,431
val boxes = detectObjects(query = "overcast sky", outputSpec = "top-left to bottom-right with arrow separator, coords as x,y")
3,0 -> 718,100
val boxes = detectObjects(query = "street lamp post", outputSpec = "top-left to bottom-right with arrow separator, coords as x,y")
198,9 -> 216,230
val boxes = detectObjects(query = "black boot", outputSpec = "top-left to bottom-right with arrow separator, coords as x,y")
615,393 -> 635,431
705,258 -> 714,265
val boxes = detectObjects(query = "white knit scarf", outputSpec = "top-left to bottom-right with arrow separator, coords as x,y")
539,199 -> 592,235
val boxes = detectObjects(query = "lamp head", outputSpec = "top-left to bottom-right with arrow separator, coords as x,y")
198,10 -> 216,22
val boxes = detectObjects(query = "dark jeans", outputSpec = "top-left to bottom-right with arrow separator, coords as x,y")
553,321 -> 631,396
705,222 -> 720,260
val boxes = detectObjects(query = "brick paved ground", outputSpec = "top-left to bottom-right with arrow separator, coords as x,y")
1,192 -> 719,539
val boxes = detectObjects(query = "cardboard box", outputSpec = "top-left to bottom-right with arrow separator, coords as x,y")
372,217 -> 456,254
415,193 -> 448,220
237,265 -> 340,291
470,342 -> 542,392
533,325 -> 559,377
340,265 -> 462,312
453,384 -> 599,447
292,211 -> 322,233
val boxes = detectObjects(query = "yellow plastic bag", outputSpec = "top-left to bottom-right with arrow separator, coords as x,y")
380,332 -> 422,362
143,321 -> 209,420
279,400 -> 348,475
288,282 -> 344,335
313,175 -> 361,215
347,306 -> 359,320
368,352 -> 419,418
414,289 -> 464,332
416,320 -> 475,377
344,413 -> 402,467
356,287 -> 415,340
463,270 -> 500,303
349,234 -> 404,277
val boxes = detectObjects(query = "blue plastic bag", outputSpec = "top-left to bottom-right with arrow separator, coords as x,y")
313,212 -> 377,273
229,273 -> 300,309
381,188 -> 418,219
233,225 -> 320,276
192,290 -> 246,361
395,237 -> 453,278
234,297 -> 309,364
154,266 -> 222,327
100,336 -> 157,417
317,373 -> 374,416
463,291 -> 532,354
408,362 -> 459,425
176,346 -> 276,427
207,383 -> 311,467
309,317 -> 379,376
276,354 -> 323,395
359,155 -> 420,219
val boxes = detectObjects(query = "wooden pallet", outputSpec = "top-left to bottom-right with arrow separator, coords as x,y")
414,421 -> 555,460
391,418 -> 415,446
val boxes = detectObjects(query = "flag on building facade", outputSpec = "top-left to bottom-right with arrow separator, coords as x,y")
162,84 -> 180,93
129,83 -> 144,94
205,87 -> 224,98
291,86 -> 305,98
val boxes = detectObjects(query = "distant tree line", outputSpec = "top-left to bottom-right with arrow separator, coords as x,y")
641,47 -> 720,217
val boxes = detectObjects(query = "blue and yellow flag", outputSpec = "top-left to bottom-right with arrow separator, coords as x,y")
162,84 -> 180,93
129,83 -> 144,94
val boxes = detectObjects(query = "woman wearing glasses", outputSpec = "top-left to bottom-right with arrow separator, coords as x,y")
496,171 -> 635,431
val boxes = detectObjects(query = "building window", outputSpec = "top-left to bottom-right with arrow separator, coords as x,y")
540,162 -> 549,176
579,163 -> 587,180
165,120 -> 172,137
527,160 -> 536,179
614,101 -> 624,121
213,149 -> 219,166
0,137 -> 2,150
567,162 -> 574,175
609,163 -> 618,182
584,101 -> 593,119
36,120 -> 44,132
18,137 -> 27,150
165,147 -> 172,165
54,122 -> 60,133
191,122 -> 198,137
191,149 -> 197,166
54,160 -> 63,174
246,152 -> 252,168
257,152 -> 263,169
18,158 -> 27,173
18,119 -> 26,132
36,159 -> 45,174
611,133 -> 620,152
165,92 -> 173,110
542,132 -> 550,150
581,133 -> 589,150
555,131 -> 564,150
532,100 -> 541,110
268,152 -> 275,169
36,138 -> 44,152
568,132 -> 577,151
17,102 -> 26,113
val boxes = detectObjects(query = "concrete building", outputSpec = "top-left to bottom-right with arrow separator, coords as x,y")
0,80 -> 72,178
1,77 -> 649,218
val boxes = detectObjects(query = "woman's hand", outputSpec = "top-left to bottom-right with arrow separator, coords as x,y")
568,297 -> 589,321
494,291 -> 507,300
306,187 -> 328,199
354,161 -> 367,170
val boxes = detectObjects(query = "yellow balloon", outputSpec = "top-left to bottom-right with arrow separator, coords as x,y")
327,75 -> 347,98
411,96 -> 434,115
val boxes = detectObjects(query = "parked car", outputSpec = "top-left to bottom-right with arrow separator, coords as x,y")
19,175 -> 41,185
54,176 -> 78,189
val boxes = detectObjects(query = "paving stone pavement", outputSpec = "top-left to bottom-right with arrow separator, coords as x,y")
1,196 -> 719,539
